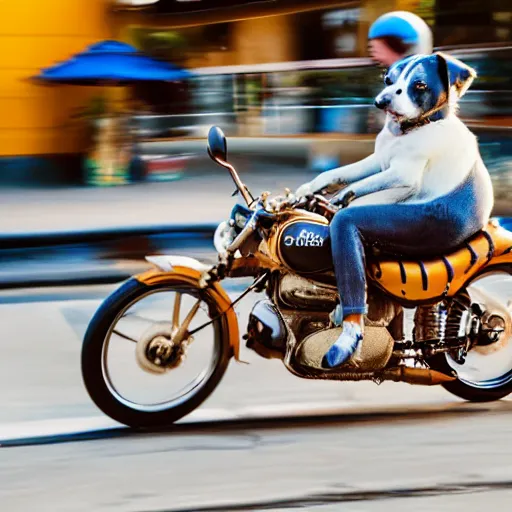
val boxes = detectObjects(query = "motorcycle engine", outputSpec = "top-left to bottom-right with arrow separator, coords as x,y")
277,274 -> 401,331
245,299 -> 289,359
277,274 -> 338,309
414,294 -> 472,345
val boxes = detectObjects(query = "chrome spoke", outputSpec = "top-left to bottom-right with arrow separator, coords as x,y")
101,287 -> 220,413
112,329 -> 137,343
174,299 -> 202,343
121,312 -> 161,324
172,292 -> 182,332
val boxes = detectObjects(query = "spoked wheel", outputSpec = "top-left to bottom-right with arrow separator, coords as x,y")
81,278 -> 231,428
434,266 -> 512,402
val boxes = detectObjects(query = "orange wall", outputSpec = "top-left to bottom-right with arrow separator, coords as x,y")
232,15 -> 297,65
0,0 -> 114,156
0,1 -> 299,157
183,14 -> 297,68
0,1 -> 401,157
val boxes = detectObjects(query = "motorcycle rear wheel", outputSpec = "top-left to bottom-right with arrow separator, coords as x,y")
81,277 -> 231,428
431,265 -> 512,402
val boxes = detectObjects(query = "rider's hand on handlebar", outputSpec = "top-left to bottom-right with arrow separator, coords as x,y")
268,193 -> 295,212
294,181 -> 315,200
331,189 -> 356,208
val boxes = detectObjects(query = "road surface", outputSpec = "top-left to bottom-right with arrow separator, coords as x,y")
1,285 -> 512,511
1,165 -> 511,235
0,166 -> 311,234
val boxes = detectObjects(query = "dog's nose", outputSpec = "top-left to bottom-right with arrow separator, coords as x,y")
375,96 -> 391,109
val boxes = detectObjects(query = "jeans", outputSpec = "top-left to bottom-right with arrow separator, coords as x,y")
329,168 -> 492,315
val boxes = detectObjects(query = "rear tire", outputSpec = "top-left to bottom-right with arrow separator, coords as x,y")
430,354 -> 512,402
430,265 -> 512,403
81,278 -> 231,428
444,380 -> 512,402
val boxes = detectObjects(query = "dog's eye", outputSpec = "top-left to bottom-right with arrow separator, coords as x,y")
384,76 -> 393,86
414,81 -> 427,90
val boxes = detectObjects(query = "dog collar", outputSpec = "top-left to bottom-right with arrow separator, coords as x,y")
399,89 -> 450,135
399,116 -> 431,134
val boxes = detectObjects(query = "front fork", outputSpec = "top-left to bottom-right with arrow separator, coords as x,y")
136,256 -> 242,361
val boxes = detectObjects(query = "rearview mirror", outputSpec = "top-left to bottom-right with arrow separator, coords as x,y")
207,126 -> 227,163
206,125 -> 253,206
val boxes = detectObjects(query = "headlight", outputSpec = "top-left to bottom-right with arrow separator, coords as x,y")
230,203 -> 252,231
234,211 -> 248,229
213,221 -> 236,254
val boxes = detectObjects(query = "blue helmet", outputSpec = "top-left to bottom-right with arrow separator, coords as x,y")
368,11 -> 433,55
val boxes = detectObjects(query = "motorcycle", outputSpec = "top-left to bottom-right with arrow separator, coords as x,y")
81,125 -> 512,428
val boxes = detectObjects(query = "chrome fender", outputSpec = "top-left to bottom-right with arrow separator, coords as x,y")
135,255 -> 241,361
145,255 -> 211,273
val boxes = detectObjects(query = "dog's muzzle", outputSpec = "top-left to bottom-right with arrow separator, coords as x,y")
375,96 -> 391,110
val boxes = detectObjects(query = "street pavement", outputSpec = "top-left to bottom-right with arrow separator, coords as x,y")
2,161 -> 512,510
1,283 -> 512,511
2,386 -> 512,511
0,165 -> 311,234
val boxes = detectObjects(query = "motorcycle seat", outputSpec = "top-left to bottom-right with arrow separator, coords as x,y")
367,220 -> 512,302
368,229 -> 484,260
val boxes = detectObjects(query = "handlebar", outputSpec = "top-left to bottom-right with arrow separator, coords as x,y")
291,193 -> 338,220
224,193 -> 339,256
226,209 -> 258,253
307,194 -> 339,218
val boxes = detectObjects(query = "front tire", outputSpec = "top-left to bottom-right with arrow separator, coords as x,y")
81,278 -> 231,428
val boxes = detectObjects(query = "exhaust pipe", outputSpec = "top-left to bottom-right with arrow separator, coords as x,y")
382,366 -> 457,386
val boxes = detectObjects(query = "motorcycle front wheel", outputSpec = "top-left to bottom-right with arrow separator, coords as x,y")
81,277 -> 231,428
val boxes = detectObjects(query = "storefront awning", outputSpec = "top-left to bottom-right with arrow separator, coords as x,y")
34,40 -> 192,85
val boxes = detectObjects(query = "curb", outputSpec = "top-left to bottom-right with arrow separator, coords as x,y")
1,218 -> 511,290
0,223 -> 218,250
0,399 -> 497,448
0,224 -> 219,289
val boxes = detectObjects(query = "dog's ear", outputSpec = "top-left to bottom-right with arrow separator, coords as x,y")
435,52 -> 450,94
435,51 -> 476,98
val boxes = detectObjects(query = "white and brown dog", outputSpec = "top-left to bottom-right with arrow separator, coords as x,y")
296,53 -> 495,369
298,52 -> 493,212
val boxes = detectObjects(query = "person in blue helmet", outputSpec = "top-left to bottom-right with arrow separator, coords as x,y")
365,11 -> 433,131
368,11 -> 433,67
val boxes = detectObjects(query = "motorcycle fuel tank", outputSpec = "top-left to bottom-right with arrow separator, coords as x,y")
277,220 -> 333,274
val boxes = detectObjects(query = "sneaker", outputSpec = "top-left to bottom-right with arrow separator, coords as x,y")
322,321 -> 363,368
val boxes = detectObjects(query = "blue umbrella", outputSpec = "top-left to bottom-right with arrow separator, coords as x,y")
34,40 -> 192,85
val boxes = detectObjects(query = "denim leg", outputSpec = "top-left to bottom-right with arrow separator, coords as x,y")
329,197 -> 482,317
329,209 -> 368,316
324,171 -> 489,368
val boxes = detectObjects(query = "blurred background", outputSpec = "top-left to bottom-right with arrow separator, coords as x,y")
1,0 -> 511,189
2,2 -> 512,510
1,0 -> 510,285
0,4 -> 512,512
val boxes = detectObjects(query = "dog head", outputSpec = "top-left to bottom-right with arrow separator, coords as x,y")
375,52 -> 476,132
